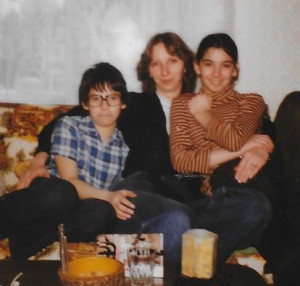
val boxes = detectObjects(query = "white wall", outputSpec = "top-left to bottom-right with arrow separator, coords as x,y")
0,0 -> 299,118
234,0 -> 300,119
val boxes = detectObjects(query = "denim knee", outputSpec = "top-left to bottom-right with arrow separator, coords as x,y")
158,210 -> 190,264
213,186 -> 272,229
141,209 -> 190,235
243,189 -> 272,229
163,210 -> 191,233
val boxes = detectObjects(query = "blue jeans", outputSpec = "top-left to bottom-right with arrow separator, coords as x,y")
112,173 -> 272,265
113,173 -> 271,285
188,186 -> 272,267
111,173 -> 191,266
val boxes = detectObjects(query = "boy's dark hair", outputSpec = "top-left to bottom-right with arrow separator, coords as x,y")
137,32 -> 196,94
196,33 -> 238,64
79,62 -> 128,105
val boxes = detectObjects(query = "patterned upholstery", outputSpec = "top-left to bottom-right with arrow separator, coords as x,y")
0,102 -> 73,191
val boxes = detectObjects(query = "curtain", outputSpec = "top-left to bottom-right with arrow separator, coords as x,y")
0,0 -> 299,118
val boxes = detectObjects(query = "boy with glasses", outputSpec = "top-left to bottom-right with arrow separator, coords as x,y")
2,63 -> 191,280
49,62 -> 137,222
0,62 -> 133,258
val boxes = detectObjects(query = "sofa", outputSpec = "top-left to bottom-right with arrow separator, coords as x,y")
0,102 -> 272,283
0,102 -> 73,192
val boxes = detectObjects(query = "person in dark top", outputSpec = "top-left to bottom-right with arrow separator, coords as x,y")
1,62 -> 139,258
274,91 -> 300,243
18,32 -> 272,281
260,91 -> 300,286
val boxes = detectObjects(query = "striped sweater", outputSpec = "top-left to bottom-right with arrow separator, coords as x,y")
170,86 -> 266,195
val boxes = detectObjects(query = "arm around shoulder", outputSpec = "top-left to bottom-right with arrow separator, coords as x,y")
16,151 -> 50,190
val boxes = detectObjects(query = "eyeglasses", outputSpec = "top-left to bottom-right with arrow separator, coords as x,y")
88,94 -> 122,107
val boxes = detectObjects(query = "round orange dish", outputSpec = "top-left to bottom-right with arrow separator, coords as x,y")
67,256 -> 123,278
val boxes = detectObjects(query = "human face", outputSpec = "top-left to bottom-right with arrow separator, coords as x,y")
194,47 -> 238,94
83,84 -> 126,130
149,42 -> 185,100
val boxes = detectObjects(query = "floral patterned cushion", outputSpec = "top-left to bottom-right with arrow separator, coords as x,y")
0,102 -> 73,191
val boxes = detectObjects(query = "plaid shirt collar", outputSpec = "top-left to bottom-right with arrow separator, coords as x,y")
78,115 -> 122,145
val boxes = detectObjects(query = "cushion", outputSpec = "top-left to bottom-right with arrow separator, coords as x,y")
0,103 -> 73,191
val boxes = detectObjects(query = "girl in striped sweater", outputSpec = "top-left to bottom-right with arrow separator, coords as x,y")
170,33 -> 273,196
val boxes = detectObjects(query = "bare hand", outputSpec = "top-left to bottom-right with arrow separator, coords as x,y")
240,134 -> 274,154
17,165 -> 50,190
107,190 -> 136,220
235,147 -> 269,183
188,93 -> 212,115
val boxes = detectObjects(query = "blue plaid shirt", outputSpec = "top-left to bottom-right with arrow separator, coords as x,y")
48,116 -> 129,190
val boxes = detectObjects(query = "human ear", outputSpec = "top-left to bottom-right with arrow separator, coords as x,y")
82,102 -> 89,111
233,63 -> 240,79
193,61 -> 201,75
121,104 -> 127,110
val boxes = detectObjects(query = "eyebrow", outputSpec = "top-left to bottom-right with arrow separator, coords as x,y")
202,59 -> 234,64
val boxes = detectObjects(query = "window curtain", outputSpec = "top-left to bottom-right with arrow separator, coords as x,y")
0,0 -> 299,118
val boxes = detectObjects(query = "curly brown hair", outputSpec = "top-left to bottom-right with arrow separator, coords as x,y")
137,32 -> 196,94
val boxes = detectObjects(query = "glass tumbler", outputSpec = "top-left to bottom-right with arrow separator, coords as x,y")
127,246 -> 156,286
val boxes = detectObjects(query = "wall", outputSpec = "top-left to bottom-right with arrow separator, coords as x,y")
0,0 -> 299,118
234,0 -> 300,118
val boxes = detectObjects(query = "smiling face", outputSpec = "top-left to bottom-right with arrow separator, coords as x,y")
82,84 -> 126,131
148,42 -> 186,100
194,47 -> 239,94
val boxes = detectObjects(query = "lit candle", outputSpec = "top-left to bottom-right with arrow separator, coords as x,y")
181,229 -> 218,279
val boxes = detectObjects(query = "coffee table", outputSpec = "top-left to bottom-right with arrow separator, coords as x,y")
0,260 -> 268,286
0,260 -> 62,286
